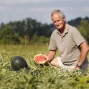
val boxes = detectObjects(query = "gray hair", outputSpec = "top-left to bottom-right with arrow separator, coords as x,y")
51,10 -> 65,19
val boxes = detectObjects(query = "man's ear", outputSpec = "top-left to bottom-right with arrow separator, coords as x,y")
64,18 -> 66,22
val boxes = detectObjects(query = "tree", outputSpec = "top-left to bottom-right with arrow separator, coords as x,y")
77,20 -> 89,43
0,25 -> 20,44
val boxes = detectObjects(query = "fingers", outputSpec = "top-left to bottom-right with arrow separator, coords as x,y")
73,66 -> 80,70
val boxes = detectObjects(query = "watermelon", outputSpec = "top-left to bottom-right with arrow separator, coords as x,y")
34,54 -> 48,64
11,56 -> 29,71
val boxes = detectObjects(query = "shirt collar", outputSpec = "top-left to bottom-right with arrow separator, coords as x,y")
57,23 -> 69,37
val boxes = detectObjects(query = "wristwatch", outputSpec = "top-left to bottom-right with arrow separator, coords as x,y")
76,64 -> 81,68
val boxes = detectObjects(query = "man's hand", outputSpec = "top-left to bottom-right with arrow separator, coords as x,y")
73,66 -> 80,70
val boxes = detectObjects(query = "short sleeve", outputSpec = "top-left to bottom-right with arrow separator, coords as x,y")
48,31 -> 57,50
72,28 -> 85,46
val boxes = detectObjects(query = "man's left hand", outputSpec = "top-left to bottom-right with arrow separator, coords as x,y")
74,66 -> 80,70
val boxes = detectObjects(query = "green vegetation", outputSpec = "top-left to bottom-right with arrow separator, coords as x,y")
0,26 -> 20,44
77,20 -> 89,44
0,17 -> 89,45
0,45 -> 89,89
0,16 -> 89,89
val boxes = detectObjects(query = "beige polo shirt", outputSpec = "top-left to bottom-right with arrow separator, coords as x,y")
49,23 -> 87,66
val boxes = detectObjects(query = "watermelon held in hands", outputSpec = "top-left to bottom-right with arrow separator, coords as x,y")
34,54 -> 48,64
11,56 -> 30,71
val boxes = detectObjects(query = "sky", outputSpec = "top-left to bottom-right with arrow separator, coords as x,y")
0,0 -> 89,24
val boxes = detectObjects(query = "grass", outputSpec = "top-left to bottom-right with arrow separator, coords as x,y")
0,44 -> 89,89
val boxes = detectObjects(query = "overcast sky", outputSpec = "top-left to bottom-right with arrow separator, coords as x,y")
0,0 -> 89,24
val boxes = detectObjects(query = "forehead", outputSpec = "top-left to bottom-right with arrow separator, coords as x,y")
51,13 -> 62,21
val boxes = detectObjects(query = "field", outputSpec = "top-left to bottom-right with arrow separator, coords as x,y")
0,44 -> 89,89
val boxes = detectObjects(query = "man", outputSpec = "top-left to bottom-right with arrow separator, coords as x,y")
47,9 -> 89,71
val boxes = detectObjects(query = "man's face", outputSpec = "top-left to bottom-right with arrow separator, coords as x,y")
51,13 -> 65,30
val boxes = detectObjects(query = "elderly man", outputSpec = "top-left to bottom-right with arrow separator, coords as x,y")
47,9 -> 89,71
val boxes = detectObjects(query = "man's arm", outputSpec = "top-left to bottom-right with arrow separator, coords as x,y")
77,42 -> 89,67
47,50 -> 56,62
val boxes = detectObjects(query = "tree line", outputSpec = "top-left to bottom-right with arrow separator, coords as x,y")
0,17 -> 89,44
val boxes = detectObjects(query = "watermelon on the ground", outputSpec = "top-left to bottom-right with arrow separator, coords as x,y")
34,54 -> 48,64
11,56 -> 29,71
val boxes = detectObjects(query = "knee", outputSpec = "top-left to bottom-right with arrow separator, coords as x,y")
50,60 -> 54,66
50,58 -> 59,67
